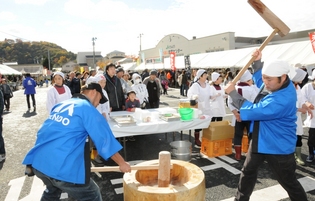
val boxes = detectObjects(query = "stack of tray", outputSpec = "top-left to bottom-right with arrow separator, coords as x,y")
111,115 -> 137,127
159,113 -> 181,122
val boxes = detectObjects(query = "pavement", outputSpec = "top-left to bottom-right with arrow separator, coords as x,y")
0,86 -> 315,201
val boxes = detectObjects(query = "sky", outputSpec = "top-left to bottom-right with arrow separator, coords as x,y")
0,0 -> 314,56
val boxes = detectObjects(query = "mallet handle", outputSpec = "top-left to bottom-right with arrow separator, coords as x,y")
91,164 -> 173,172
232,28 -> 279,84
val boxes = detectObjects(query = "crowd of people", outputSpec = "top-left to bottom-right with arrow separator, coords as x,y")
0,52 -> 313,200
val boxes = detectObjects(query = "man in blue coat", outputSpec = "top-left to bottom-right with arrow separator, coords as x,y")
225,49 -> 307,201
22,73 -> 37,112
23,82 -> 131,200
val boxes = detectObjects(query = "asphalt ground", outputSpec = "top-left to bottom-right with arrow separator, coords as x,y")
0,85 -> 315,201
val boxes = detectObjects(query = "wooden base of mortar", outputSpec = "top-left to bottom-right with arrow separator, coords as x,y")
123,159 -> 205,201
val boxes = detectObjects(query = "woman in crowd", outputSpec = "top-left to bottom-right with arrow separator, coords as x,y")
228,70 -> 259,160
187,69 -> 215,147
46,72 -> 72,113
159,71 -> 169,95
209,72 -> 226,122
290,68 -> 311,165
131,73 -> 149,109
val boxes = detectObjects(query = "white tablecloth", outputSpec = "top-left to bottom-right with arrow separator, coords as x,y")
108,109 -> 211,138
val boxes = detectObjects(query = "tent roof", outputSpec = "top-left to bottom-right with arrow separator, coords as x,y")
0,64 -> 22,75
121,62 -> 137,71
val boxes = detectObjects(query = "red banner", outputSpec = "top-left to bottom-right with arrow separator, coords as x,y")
170,52 -> 176,71
309,32 -> 315,53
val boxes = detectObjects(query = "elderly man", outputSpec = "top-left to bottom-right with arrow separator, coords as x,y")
23,81 -> 130,201
225,49 -> 307,201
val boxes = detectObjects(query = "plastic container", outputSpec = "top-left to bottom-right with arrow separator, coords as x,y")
242,135 -> 249,153
201,138 -> 232,158
179,108 -> 193,121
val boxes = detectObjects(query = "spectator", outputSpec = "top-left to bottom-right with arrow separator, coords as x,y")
141,69 -> 149,81
70,72 -> 82,95
131,73 -> 149,109
143,70 -> 162,108
159,71 -> 169,95
22,82 -> 130,200
104,63 -> 125,111
23,73 -> 37,112
0,89 -> 4,162
181,70 -> 189,96
116,67 -> 130,99
125,90 -> 140,112
123,71 -> 132,87
0,79 -> 13,112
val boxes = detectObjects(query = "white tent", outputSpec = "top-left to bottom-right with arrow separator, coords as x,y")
189,40 -> 315,69
0,64 -> 22,75
134,63 -> 164,71
121,62 -> 137,71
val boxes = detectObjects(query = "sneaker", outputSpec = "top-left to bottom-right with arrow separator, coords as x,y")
33,106 -> 36,112
128,136 -> 136,142
0,154 -> 6,162
306,155 -> 314,163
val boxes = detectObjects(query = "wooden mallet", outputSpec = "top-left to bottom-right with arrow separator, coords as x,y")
232,0 -> 290,84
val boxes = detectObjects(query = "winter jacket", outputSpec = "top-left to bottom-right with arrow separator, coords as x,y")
23,77 -> 36,95
104,74 -> 125,111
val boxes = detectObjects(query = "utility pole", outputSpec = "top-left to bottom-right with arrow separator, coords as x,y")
48,49 -> 51,71
139,33 -> 143,52
92,37 -> 97,68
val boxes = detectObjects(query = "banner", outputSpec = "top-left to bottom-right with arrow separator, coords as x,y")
170,52 -> 176,71
309,32 -> 315,53
141,52 -> 145,64
137,57 -> 140,66
159,48 -> 163,62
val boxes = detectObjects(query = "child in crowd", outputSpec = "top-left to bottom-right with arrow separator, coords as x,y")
46,72 -> 72,113
125,90 -> 140,112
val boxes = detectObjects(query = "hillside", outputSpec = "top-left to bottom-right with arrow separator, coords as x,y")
0,39 -> 76,68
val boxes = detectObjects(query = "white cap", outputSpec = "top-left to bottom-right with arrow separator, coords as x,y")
211,72 -> 220,82
240,70 -> 252,82
194,69 -> 206,82
290,68 -> 307,82
262,60 -> 296,78
53,72 -> 64,79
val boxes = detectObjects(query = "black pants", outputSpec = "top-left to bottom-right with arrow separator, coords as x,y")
0,117 -> 4,155
26,94 -> 36,109
4,95 -> 10,110
235,141 -> 307,201
307,128 -> 315,155
234,121 -> 250,146
211,117 -> 223,122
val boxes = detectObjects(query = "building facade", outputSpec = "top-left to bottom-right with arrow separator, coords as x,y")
140,29 -> 315,65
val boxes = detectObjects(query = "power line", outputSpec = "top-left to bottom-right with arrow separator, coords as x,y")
0,30 -> 30,41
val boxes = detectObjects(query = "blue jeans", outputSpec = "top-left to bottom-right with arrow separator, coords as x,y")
181,84 -> 187,96
34,168 -> 102,201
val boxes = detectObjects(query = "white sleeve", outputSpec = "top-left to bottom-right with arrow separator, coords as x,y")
46,88 -> 57,113
187,83 -> 199,99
